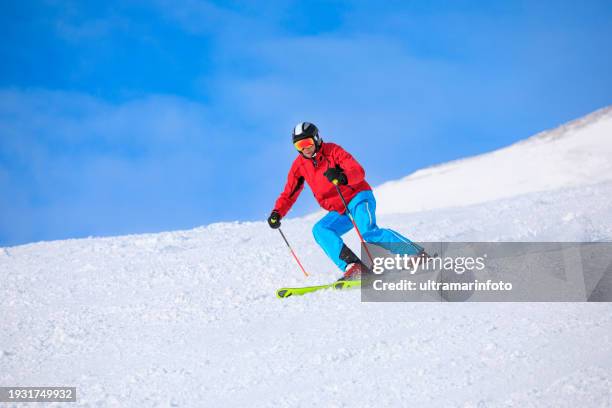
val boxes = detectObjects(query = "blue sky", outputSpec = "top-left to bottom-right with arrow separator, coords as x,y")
1,0 -> 611,246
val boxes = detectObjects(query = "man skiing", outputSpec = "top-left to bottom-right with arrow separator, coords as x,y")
268,122 -> 420,280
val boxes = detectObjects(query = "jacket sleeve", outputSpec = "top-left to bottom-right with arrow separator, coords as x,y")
273,160 -> 305,217
331,144 -> 366,186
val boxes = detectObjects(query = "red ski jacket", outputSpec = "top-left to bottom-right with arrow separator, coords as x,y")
273,142 -> 372,217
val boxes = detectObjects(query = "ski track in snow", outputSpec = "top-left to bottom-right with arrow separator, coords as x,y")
1,181 -> 612,407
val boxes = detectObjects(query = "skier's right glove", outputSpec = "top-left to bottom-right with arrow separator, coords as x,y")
324,165 -> 348,185
268,210 -> 282,229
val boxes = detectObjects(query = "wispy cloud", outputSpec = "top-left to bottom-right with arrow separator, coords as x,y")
0,88 -> 253,245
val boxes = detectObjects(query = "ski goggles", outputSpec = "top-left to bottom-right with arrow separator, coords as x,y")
294,137 -> 315,151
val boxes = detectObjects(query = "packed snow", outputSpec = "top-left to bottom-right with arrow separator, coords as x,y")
1,108 -> 612,407
375,106 -> 612,215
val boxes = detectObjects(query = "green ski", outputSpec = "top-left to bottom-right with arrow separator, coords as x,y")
276,279 -> 361,298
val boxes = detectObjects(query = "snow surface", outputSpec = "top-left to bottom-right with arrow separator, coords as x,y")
375,106 -> 612,215
2,108 -> 612,407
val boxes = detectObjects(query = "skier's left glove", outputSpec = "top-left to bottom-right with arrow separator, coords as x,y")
324,165 -> 348,185
268,210 -> 282,229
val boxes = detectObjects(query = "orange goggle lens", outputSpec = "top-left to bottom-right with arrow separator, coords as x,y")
294,138 -> 315,151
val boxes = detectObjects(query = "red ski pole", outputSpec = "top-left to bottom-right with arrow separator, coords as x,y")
332,180 -> 375,265
277,228 -> 309,277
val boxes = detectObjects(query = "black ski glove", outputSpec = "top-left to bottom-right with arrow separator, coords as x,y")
324,165 -> 348,185
268,210 -> 282,229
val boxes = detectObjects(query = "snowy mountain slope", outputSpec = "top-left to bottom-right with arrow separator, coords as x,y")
2,181 -> 612,407
2,109 -> 612,407
375,106 -> 612,215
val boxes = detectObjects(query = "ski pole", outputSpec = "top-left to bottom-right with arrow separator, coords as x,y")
332,180 -> 375,265
334,181 -> 428,258
277,228 -> 309,277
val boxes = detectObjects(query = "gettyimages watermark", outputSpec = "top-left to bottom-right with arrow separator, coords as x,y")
360,242 -> 612,302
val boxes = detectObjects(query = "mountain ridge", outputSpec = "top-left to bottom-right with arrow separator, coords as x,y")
374,106 -> 612,215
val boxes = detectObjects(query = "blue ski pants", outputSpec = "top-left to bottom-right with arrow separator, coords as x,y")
312,190 -> 418,271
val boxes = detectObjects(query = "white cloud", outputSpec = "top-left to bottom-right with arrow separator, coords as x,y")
0,88 -> 239,244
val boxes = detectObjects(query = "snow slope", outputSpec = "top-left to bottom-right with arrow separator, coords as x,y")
2,109 -> 612,407
375,106 -> 612,214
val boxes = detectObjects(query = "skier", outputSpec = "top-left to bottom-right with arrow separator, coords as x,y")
268,122 -> 419,280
